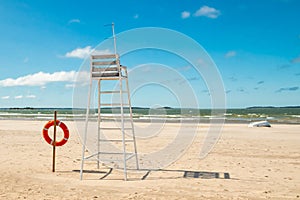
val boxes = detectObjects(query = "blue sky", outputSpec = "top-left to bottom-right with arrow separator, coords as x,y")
0,0 -> 299,108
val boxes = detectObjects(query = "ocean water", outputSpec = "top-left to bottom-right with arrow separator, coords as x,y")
0,107 -> 299,124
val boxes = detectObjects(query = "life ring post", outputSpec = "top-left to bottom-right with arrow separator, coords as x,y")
52,111 -> 57,172
42,111 -> 70,172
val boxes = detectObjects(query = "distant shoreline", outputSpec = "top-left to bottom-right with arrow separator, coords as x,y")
0,106 -> 299,124
0,117 -> 299,125
1,105 -> 300,110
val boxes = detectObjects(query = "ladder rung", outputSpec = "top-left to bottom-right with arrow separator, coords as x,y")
92,72 -> 120,77
91,54 -> 117,59
92,61 -> 117,66
92,67 -> 119,72
100,91 -> 128,94
99,157 -> 136,162
84,152 -> 136,160
91,76 -> 127,80
97,152 -> 133,155
96,159 -> 123,162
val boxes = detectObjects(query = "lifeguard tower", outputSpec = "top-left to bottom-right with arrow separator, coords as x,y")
80,23 -> 139,181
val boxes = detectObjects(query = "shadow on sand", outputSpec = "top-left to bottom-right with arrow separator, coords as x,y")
72,168 -> 230,180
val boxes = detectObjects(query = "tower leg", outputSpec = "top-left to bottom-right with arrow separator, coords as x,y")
125,69 -> 139,170
119,77 -> 127,181
97,80 -> 101,169
80,75 -> 93,180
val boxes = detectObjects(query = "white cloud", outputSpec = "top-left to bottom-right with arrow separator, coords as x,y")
65,46 -> 112,59
2,94 -> 36,99
194,6 -> 221,19
65,46 -> 93,59
26,95 -> 36,98
0,71 -> 89,87
225,51 -> 237,58
14,95 -> 23,99
181,11 -> 191,19
1,96 -> 10,99
68,19 -> 80,24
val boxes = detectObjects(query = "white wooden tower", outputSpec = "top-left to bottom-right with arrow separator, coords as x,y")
80,23 -> 139,180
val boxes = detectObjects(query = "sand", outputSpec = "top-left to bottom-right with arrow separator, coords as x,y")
0,120 -> 299,199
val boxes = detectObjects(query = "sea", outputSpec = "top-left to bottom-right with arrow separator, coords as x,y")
0,106 -> 299,124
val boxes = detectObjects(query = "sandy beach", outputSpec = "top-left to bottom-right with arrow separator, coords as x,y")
0,119 -> 299,199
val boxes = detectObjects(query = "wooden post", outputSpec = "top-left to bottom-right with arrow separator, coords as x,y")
52,111 -> 57,172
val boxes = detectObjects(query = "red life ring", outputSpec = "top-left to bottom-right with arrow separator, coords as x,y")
42,120 -> 69,146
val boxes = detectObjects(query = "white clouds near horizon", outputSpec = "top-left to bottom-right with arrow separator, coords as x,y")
26,95 -> 36,98
0,71 -> 89,87
14,95 -> 23,99
1,96 -> 10,99
4,95 -> 36,100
